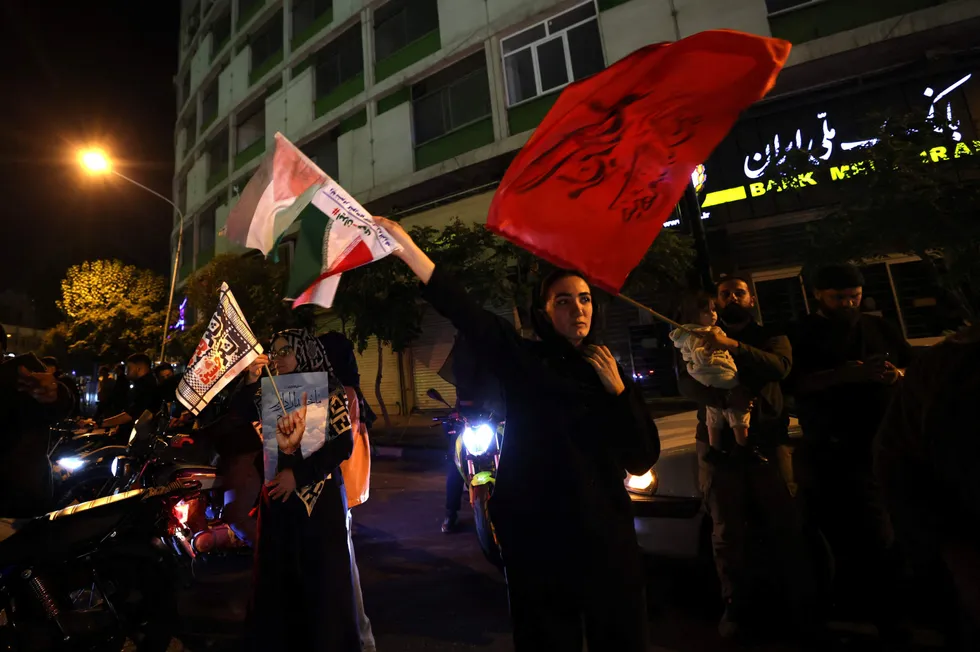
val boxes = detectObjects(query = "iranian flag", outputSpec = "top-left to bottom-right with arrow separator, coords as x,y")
286,183 -> 400,309
225,133 -> 327,255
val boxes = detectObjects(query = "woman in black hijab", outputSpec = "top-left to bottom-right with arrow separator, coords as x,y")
246,328 -> 360,652
376,218 -> 660,652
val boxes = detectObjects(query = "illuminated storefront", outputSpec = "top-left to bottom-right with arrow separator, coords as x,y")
668,62 -> 980,345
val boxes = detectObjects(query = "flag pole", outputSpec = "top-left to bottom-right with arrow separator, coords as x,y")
616,294 -> 695,335
263,365 -> 288,414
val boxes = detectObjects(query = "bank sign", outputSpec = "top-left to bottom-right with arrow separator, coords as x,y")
674,68 -> 978,226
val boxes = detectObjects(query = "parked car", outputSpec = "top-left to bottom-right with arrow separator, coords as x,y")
627,410 -> 804,559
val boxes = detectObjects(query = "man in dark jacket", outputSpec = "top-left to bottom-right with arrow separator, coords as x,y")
679,277 -> 814,640
101,353 -> 161,440
788,263 -> 913,641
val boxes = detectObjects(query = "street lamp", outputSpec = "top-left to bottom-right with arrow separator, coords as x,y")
78,147 -> 185,364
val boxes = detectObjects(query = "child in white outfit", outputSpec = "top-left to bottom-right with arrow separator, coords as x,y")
670,295 -> 751,454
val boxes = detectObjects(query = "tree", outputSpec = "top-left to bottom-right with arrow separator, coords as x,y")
51,260 -> 169,364
334,219 -> 695,424
58,260 -> 165,319
763,108 -> 980,320
170,253 -> 297,360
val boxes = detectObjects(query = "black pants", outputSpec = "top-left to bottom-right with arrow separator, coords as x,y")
445,436 -> 464,516
802,441 -> 900,627
249,478 -> 360,652
697,442 -> 815,617
498,517 -> 649,651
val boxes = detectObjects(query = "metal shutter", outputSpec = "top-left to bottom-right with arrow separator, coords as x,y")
411,305 -> 516,411
355,337 -> 404,416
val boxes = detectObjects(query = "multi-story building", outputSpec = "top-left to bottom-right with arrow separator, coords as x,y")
174,0 -> 980,413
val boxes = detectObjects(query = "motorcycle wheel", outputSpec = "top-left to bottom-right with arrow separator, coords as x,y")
472,484 -> 503,572
100,554 -> 179,652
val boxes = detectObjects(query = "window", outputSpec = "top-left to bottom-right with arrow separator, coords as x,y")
202,81 -> 218,127
315,24 -> 363,97
183,2 -> 201,49
176,176 -> 188,215
208,132 -> 229,176
501,1 -> 604,106
180,74 -> 191,107
210,8 -> 232,53
237,104 -> 264,153
765,0 -> 824,15
889,260 -> 960,339
197,206 -> 216,264
303,129 -> 339,180
411,53 -> 491,145
755,275 -> 808,329
179,224 -> 195,278
185,110 -> 197,150
292,0 -> 332,43
374,0 -> 439,62
250,11 -> 284,71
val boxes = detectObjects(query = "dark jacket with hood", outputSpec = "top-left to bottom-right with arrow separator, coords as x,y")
421,267 -> 660,555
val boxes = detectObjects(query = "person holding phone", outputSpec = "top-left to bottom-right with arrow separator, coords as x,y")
375,217 -> 660,652
788,263 -> 914,642
0,327 -> 75,517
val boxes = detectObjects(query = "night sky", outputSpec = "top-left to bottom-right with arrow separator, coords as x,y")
0,1 -> 179,327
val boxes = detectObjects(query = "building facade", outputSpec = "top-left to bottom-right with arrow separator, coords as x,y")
174,0 -> 980,413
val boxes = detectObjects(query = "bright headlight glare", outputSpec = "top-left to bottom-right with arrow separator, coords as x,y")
58,457 -> 86,472
626,469 -> 657,495
461,423 -> 495,456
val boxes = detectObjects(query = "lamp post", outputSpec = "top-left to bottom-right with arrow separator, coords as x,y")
79,148 -> 184,364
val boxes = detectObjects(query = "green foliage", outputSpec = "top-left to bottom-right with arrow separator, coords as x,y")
762,108 -> 980,318
50,260 -> 169,363
58,260 -> 165,319
170,253 -> 296,360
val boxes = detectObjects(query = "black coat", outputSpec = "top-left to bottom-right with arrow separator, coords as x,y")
421,267 -> 660,548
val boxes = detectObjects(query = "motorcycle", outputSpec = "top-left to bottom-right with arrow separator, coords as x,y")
0,478 -> 202,651
101,405 -> 239,565
427,388 -> 504,571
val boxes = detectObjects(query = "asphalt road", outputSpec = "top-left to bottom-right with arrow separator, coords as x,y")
168,449 -> 946,652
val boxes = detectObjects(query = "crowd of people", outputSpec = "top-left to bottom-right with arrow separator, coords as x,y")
672,263 -> 978,649
2,223 -> 979,650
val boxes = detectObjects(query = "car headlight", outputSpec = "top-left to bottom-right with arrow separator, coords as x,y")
57,456 -> 86,472
461,423 -> 495,456
625,469 -> 658,496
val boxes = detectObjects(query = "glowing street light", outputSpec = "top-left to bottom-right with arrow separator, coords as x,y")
79,149 -> 111,174
77,146 -> 185,364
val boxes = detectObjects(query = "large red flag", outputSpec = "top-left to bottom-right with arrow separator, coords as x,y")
487,30 -> 791,293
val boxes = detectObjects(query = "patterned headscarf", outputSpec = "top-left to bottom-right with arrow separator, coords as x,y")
265,328 -> 351,516
274,328 -> 331,374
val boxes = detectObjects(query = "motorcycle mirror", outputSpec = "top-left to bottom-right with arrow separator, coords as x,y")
426,388 -> 450,407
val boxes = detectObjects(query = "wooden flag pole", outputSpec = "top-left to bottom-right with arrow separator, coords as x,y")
616,294 -> 696,335
263,365 -> 288,415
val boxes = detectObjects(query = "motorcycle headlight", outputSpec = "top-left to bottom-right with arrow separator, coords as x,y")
56,456 -> 86,472
110,456 -> 129,477
461,423 -> 495,456
625,469 -> 658,496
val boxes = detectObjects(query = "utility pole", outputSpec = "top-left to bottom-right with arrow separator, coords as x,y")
681,183 -> 714,292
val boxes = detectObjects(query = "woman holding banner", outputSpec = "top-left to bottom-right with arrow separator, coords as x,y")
377,218 -> 660,651
245,329 -> 360,652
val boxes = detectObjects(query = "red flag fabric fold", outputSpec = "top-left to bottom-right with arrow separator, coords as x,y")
487,30 -> 791,293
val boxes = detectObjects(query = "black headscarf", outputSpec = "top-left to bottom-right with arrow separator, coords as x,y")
531,269 -> 600,352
